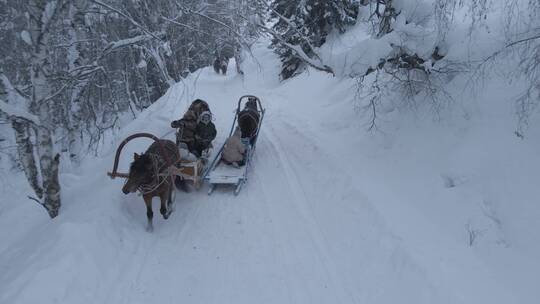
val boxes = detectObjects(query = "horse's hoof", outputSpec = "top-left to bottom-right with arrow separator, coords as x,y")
163,214 -> 169,220
146,224 -> 154,232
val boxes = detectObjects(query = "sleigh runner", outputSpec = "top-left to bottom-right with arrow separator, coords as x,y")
204,95 -> 265,195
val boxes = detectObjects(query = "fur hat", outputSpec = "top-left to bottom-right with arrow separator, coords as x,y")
199,111 -> 212,125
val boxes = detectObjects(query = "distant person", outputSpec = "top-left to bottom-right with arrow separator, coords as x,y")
221,126 -> 246,167
213,55 -> 229,75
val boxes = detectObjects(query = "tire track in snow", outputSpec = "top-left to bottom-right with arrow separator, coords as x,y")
250,144 -> 315,303
266,105 -> 452,304
257,126 -> 357,304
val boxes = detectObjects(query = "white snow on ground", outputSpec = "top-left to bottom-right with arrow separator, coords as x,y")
1,37 -> 540,303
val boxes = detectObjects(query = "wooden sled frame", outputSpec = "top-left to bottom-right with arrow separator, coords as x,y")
107,132 -> 204,189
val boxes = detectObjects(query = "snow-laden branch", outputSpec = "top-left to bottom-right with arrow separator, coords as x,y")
253,22 -> 335,76
68,64 -> 105,80
173,3 -> 252,50
101,32 -> 165,57
37,1 -> 69,46
0,74 -> 40,125
53,39 -> 98,49
257,0 -> 322,62
282,42 -> 335,76
90,0 -> 162,41
0,99 -> 40,125
481,33 -> 540,64
175,3 -> 236,32
506,33 -> 540,48
160,16 -> 212,36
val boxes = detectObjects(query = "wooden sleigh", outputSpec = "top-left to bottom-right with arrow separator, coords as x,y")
107,133 -> 206,189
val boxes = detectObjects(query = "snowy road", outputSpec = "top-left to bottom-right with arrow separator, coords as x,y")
86,102 -> 441,304
0,68 -> 439,304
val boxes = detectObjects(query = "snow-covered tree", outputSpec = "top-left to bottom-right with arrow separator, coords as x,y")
270,0 -> 359,79
0,0 -> 68,218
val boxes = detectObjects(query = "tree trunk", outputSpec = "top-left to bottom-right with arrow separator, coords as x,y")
377,0 -> 395,38
12,120 -> 43,199
37,124 -> 61,218
234,46 -> 244,76
28,0 -> 64,218
146,45 -> 175,87
33,70 -> 61,218
65,0 -> 90,165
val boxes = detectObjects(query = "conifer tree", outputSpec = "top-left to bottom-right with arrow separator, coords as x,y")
270,0 -> 359,79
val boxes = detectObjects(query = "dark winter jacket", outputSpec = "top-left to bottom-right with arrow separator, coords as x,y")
214,57 -> 229,74
172,99 -> 215,156
238,101 -> 260,140
194,121 -> 217,155
172,110 -> 198,149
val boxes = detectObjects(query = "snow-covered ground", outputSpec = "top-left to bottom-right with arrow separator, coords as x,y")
1,36 -> 540,303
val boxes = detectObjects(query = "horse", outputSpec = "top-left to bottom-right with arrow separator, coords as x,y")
122,139 -> 180,232
213,56 -> 229,75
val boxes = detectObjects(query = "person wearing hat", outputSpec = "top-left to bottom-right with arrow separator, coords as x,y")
193,110 -> 217,157
171,109 -> 198,153
238,97 -> 260,145
171,99 -> 215,157
188,99 -> 210,117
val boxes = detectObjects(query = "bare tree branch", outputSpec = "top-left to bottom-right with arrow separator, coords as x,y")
90,0 -> 163,41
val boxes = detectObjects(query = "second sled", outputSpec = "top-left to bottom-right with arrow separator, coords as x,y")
204,95 -> 265,195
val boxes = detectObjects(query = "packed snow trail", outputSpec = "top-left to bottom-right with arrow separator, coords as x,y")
1,41 -> 538,303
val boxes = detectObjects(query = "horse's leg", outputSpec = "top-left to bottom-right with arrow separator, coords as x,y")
166,183 -> 174,215
144,195 -> 154,232
160,188 -> 169,220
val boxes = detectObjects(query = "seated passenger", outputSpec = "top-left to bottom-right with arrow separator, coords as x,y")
171,109 -> 197,154
237,97 -> 260,145
171,99 -> 216,158
193,110 -> 217,157
188,99 -> 210,117
221,126 -> 246,168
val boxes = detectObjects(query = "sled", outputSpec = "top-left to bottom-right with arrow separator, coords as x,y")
107,133 -> 206,189
204,95 -> 265,195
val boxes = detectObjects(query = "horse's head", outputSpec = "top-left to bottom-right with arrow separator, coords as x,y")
122,153 -> 154,194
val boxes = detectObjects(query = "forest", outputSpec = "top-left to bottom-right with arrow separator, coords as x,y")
0,1 -> 539,303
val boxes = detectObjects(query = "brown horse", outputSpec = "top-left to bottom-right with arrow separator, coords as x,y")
122,140 -> 180,232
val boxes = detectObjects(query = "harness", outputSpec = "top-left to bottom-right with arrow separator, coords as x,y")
135,153 -> 169,195
133,142 -> 179,196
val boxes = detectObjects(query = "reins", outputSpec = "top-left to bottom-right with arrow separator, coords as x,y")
112,133 -> 180,196
135,153 -> 171,195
